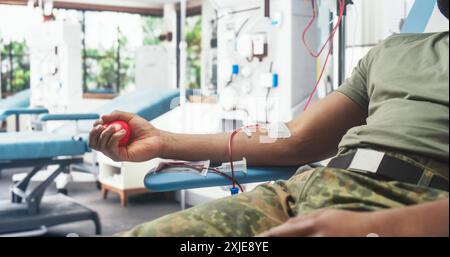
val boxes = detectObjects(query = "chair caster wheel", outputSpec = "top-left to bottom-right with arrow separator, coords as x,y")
57,188 -> 69,195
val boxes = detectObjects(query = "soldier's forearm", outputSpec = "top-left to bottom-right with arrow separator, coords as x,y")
160,128 -> 301,166
160,92 -> 368,166
371,198 -> 449,237
161,131 -> 232,164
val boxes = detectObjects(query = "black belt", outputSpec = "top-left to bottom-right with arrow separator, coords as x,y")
327,150 -> 449,192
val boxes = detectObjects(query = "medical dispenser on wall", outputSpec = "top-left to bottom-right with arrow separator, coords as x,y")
215,0 -> 319,124
28,21 -> 82,113
135,45 -> 169,90
201,0 -> 219,96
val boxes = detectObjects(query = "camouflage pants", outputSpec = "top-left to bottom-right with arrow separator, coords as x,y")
119,151 -> 449,237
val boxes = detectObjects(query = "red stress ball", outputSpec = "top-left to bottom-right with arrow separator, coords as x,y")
105,121 -> 131,147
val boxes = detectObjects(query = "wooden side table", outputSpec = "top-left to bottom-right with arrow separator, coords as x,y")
101,184 -> 149,207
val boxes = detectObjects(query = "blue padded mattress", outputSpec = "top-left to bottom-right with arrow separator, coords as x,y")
0,90 -> 31,121
58,87 -> 180,134
0,132 -> 89,161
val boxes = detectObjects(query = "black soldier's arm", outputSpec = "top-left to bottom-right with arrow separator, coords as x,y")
162,91 -> 367,166
372,198 -> 449,237
261,198 -> 449,237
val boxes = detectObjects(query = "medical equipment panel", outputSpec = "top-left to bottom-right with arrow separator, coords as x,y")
135,45 -> 169,90
216,0 -> 319,124
28,21 -> 82,114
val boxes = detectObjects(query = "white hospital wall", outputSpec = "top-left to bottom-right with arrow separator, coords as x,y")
200,0 -> 217,95
163,3 -> 179,89
426,4 -> 450,32
344,0 -> 415,80
345,0 -> 448,80
135,45 -> 169,89
348,0 -> 415,46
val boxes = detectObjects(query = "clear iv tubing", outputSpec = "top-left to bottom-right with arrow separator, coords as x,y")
160,162 -> 245,192
228,124 -> 260,192
302,0 -> 345,58
226,0 -> 345,193
209,167 -> 245,193
302,0 -> 345,111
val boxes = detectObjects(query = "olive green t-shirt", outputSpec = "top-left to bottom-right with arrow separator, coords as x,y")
337,32 -> 449,163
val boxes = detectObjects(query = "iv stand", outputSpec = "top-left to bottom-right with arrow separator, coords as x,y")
179,0 -> 187,105
338,0 -> 353,86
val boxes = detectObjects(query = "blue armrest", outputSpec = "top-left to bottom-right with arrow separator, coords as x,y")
144,166 -> 299,193
38,113 -> 100,122
0,107 -> 49,119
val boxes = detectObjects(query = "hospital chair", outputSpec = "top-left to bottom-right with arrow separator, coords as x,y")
0,87 -> 179,236
7,87 -> 180,192
0,89 -> 48,132
144,0 -> 442,206
0,89 -> 31,118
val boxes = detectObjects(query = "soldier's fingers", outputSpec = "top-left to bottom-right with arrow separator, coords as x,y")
286,210 -> 326,224
98,126 -> 116,150
259,219 -> 316,237
93,119 -> 104,128
102,110 -> 134,123
89,125 -> 105,150
107,130 -> 127,149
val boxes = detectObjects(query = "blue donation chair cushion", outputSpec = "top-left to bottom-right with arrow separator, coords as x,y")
0,90 -> 31,121
70,87 -> 179,133
0,132 -> 89,161
39,113 -> 100,122
95,87 -> 179,121
144,166 -> 299,192
1,108 -> 48,119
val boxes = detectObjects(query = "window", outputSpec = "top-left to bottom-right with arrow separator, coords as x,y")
0,5 -> 164,98
55,9 -> 164,96
0,41 -> 30,97
185,15 -> 202,89
142,16 -> 164,46
0,5 -> 39,97
82,11 -> 163,95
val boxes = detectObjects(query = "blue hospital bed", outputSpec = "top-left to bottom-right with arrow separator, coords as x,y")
0,90 -> 48,132
143,0 -> 440,201
0,87 -> 179,235
0,89 -> 31,116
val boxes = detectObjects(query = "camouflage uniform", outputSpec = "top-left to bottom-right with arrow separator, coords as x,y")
119,149 -> 449,237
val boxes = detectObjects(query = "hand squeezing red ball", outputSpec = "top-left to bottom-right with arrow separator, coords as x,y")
105,120 -> 131,147
90,111 -> 162,163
